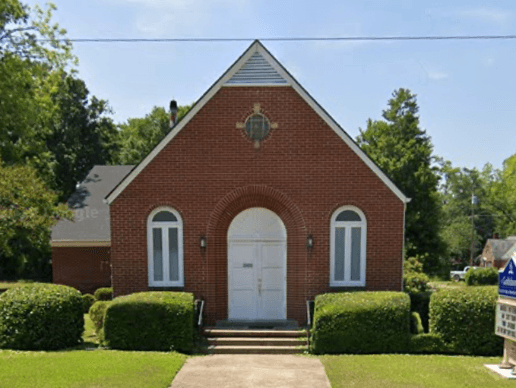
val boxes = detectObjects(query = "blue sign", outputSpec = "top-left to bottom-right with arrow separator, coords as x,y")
499,258 -> 516,299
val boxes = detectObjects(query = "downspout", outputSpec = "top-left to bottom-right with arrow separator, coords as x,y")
401,199 -> 410,291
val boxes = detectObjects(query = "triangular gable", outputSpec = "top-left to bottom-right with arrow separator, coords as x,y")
106,40 -> 410,204
499,257 -> 516,299
226,51 -> 288,85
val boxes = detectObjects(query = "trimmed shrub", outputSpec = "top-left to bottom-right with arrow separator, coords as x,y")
103,292 -> 194,352
409,333 -> 450,354
94,287 -> 113,301
403,272 -> 430,294
429,286 -> 503,356
89,301 -> 111,338
465,267 -> 499,286
408,291 -> 431,333
410,312 -> 424,334
0,283 -> 84,350
404,256 -> 424,274
311,292 -> 410,354
82,293 -> 95,313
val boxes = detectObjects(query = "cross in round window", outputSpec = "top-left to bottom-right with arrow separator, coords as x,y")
245,114 -> 270,141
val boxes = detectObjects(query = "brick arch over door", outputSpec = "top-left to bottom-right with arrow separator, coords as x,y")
205,185 -> 307,324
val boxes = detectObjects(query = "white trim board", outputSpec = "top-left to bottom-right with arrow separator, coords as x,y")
106,40 -> 409,205
51,240 -> 111,247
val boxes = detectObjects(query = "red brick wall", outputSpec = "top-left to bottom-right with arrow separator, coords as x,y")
110,86 -> 405,324
52,247 -> 111,294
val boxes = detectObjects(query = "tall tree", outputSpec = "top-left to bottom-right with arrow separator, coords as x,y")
437,160 -> 496,267
115,104 -> 192,165
488,152 -> 516,237
357,88 -> 442,272
0,1 -> 75,168
0,1 -> 119,278
0,162 -> 71,280
44,73 -> 119,201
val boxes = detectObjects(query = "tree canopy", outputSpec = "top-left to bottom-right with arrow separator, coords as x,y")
115,104 -> 192,165
0,1 -> 117,278
0,163 -> 71,279
357,88 -> 443,272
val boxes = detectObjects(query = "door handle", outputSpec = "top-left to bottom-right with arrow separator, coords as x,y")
258,279 -> 262,296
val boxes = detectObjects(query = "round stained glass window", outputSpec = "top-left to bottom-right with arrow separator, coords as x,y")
245,114 -> 270,141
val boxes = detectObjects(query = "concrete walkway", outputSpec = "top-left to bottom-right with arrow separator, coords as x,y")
170,355 -> 331,388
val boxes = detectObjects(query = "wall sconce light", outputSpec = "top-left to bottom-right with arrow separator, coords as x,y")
306,235 -> 314,249
199,236 -> 207,248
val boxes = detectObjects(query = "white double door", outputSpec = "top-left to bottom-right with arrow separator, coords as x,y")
228,240 -> 286,320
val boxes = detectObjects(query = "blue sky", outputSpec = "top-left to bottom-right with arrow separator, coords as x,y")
25,0 -> 516,171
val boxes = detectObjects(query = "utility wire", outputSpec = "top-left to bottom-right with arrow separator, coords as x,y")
36,35 -> 516,43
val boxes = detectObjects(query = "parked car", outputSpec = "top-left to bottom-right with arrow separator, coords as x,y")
450,266 -> 479,281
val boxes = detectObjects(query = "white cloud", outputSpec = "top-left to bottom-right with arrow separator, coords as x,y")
429,7 -> 513,28
427,71 -> 448,80
112,0 -> 252,36
458,7 -> 512,26
483,57 -> 496,67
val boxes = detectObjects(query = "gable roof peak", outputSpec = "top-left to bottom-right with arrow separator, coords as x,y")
106,41 -> 409,205
224,40 -> 289,86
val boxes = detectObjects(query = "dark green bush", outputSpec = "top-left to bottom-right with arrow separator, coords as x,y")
429,286 -> 503,356
82,293 -> 95,313
409,333 -> 451,354
0,283 -> 84,350
465,267 -> 499,286
311,292 -> 410,354
94,287 -> 113,301
103,292 -> 194,352
408,291 -> 431,332
89,301 -> 111,338
403,272 -> 430,294
403,257 -> 424,274
410,312 -> 424,334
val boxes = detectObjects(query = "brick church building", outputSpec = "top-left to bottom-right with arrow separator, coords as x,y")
52,40 -> 409,325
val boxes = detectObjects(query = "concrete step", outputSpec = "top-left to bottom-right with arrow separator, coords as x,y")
203,328 -> 307,338
207,337 -> 306,347
206,345 -> 305,355
215,319 -> 299,329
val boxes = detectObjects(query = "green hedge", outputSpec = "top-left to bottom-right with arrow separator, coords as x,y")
94,287 -> 113,301
103,292 -> 194,352
89,301 -> 111,338
429,286 -> 503,356
0,283 -> 84,350
82,293 -> 95,313
465,267 -> 499,286
409,333 -> 451,354
311,292 -> 410,354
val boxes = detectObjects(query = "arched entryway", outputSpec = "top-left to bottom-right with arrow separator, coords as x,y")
227,207 -> 287,320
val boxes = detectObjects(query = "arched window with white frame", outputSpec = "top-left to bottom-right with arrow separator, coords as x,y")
147,207 -> 184,287
330,206 -> 367,287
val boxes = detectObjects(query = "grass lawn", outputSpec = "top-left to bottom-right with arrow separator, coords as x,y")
429,279 -> 467,290
0,314 -> 187,388
82,313 -> 98,346
0,350 -> 186,388
321,354 -> 510,388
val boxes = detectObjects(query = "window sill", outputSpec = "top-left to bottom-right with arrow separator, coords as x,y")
330,282 -> 365,288
148,282 -> 184,288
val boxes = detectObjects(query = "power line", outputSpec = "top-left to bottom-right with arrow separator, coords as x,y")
36,35 -> 516,43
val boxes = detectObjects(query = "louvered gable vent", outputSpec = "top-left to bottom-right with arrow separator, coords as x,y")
226,52 -> 288,85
